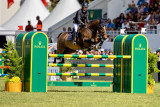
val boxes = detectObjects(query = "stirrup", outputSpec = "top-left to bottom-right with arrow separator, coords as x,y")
73,41 -> 76,45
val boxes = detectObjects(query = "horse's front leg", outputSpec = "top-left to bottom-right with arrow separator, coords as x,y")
98,41 -> 104,49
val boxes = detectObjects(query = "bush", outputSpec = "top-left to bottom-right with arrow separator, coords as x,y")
148,49 -> 160,86
2,41 -> 23,82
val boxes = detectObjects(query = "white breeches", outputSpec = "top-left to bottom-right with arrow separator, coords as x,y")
74,24 -> 78,32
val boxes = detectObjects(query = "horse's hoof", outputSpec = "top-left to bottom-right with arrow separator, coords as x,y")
91,38 -> 95,42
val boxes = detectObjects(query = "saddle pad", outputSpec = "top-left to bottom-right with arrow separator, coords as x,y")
67,33 -> 73,41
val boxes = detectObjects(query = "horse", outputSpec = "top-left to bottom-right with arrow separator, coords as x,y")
55,19 -> 107,63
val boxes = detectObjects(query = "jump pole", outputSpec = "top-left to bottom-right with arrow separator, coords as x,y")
48,73 -> 113,76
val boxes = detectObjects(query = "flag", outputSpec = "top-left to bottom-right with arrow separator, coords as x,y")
8,0 -> 14,8
41,0 -> 48,7
18,26 -> 23,31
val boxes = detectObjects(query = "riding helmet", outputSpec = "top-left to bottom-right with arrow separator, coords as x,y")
82,2 -> 89,8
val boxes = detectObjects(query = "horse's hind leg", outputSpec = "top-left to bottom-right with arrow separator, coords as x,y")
57,47 -> 65,64
53,58 -> 57,63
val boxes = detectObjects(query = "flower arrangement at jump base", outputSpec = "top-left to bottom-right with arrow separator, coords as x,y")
147,49 -> 160,93
60,60 -> 76,81
2,41 -> 23,92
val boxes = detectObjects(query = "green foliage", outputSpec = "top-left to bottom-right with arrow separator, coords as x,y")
148,49 -> 160,86
49,0 -> 94,12
49,0 -> 60,12
4,76 -> 10,83
2,41 -> 23,80
60,60 -> 74,73
78,0 -> 94,4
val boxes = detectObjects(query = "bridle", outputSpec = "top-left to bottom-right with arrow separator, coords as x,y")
98,25 -> 107,42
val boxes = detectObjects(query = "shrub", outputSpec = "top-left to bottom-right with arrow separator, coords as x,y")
148,49 -> 160,86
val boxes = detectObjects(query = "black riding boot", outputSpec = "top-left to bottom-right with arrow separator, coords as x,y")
73,32 -> 77,45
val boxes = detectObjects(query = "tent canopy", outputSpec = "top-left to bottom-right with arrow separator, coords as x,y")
2,0 -> 50,30
43,0 -> 81,31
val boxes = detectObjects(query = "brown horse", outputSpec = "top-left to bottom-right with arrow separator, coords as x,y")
57,19 -> 107,54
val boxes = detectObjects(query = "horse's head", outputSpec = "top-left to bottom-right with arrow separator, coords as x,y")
98,24 -> 107,42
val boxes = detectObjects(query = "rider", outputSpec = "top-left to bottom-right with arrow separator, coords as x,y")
73,2 -> 89,45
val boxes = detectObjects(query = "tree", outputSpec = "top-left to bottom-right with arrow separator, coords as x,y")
49,0 -> 94,12
2,42 -> 23,79
148,49 -> 160,85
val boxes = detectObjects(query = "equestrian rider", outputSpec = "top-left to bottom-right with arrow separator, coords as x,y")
73,2 -> 89,45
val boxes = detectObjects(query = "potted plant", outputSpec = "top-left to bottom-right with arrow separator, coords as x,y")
60,60 -> 75,81
147,49 -> 160,93
2,41 -> 23,92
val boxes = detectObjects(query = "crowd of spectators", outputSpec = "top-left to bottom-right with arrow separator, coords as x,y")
105,0 -> 160,41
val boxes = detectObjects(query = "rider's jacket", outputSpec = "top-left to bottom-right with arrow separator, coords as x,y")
73,9 -> 89,25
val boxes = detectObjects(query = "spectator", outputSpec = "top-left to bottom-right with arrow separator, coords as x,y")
144,12 -> 151,22
90,50 -> 94,55
86,51 -> 89,55
148,4 -> 154,13
125,4 -> 132,14
145,0 -> 150,4
150,0 -> 154,5
105,50 -> 109,55
153,3 -> 159,12
119,13 -> 125,24
153,11 -> 159,23
101,49 -> 105,55
144,2 -> 149,13
131,4 -> 138,15
126,12 -> 133,21
122,19 -> 130,29
25,21 -> 33,32
137,0 -> 145,6
112,19 -> 117,30
63,27 -> 66,32
79,50 -> 83,55
107,19 -> 115,30
159,12 -> 160,23
132,13 -> 139,22
68,27 -> 72,32
115,18 -> 122,30
158,5 -> 160,12
94,50 -> 98,55
138,19 -> 145,30
153,0 -> 159,5
138,5 -> 144,14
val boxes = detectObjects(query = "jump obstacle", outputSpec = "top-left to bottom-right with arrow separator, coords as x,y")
15,32 -> 148,93
0,54 -> 4,74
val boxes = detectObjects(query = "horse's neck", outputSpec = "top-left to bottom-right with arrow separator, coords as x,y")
88,21 -> 100,38
88,21 -> 100,31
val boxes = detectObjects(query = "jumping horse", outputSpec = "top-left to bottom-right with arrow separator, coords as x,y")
55,19 -> 107,63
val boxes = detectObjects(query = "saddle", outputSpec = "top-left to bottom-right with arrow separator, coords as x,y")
67,25 -> 87,41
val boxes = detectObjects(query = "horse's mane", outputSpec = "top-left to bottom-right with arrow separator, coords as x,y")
87,19 -> 101,30
88,19 -> 100,26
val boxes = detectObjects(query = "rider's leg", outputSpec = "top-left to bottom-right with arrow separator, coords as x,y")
73,24 -> 78,45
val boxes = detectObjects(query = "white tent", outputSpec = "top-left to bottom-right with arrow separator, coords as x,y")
43,0 -> 81,31
0,27 -> 5,30
0,0 -> 21,26
2,0 -> 50,30
0,26 -> 15,43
